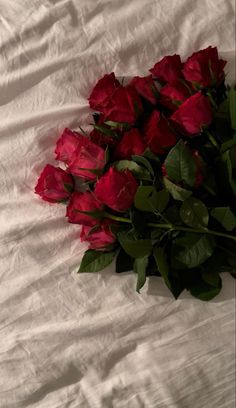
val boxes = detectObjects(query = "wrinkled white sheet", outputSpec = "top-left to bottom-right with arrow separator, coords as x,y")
0,1 -> 235,407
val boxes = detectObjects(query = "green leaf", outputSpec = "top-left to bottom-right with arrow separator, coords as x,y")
132,155 -> 154,176
172,234 -> 216,269
117,231 -> 152,258
153,246 -> 170,285
146,255 -> 161,276
211,207 -> 236,231
163,177 -> 192,201
203,249 -> 232,275
134,186 -> 169,213
180,197 -> 209,228
189,278 -> 222,301
134,256 -> 148,293
229,87 -> 236,130
64,183 -> 74,193
222,150 -> 236,196
153,246 -> 184,299
155,190 -> 170,212
58,198 -> 69,204
93,124 -> 118,138
217,96 -> 230,117
104,120 -> 130,130
230,144 -> 236,168
150,229 -> 163,240
201,268 -> 221,288
218,149 -> 236,197
220,137 -> 236,154
78,250 -> 116,272
116,248 -> 133,273
114,160 -> 152,181
202,172 -> 217,196
74,209 -> 104,220
143,148 -> 161,164
164,205 -> 182,225
75,167 -> 103,176
164,139 -> 197,187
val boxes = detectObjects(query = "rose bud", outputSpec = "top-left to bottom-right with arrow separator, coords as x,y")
55,128 -> 81,164
143,110 -> 176,155
95,167 -> 138,212
171,92 -> 212,136
103,85 -> 143,125
89,72 -> 120,111
66,191 -> 103,226
130,75 -> 158,105
35,164 -> 74,203
114,128 -> 146,160
68,136 -> 106,180
159,82 -> 190,111
182,46 -> 227,88
149,54 -> 183,84
80,219 -> 116,250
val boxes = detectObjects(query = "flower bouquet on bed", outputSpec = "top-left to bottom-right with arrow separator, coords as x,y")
35,46 -> 236,301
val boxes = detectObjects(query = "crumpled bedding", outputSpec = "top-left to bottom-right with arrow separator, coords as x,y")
0,1 -> 235,407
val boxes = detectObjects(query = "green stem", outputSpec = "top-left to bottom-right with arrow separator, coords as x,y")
147,222 -> 173,229
204,129 -> 220,150
217,244 -> 236,258
202,182 -> 216,196
105,213 -> 236,242
170,225 -> 236,242
206,92 -> 218,109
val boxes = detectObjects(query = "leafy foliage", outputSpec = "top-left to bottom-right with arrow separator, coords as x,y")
37,51 -> 236,302
78,250 -> 116,272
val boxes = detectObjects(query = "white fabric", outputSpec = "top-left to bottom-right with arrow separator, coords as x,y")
0,1 -> 235,407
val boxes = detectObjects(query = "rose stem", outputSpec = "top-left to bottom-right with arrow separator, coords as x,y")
206,92 -> 218,110
202,182 -> 216,196
216,244 -> 236,258
204,129 -> 220,150
105,213 -> 236,242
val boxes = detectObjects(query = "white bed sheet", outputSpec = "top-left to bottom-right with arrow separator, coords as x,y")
0,1 -> 235,407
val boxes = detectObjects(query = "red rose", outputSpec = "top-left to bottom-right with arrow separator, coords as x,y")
149,55 -> 183,84
55,128 -> 81,164
66,191 -> 103,226
68,136 -> 106,180
171,92 -> 212,135
182,46 -> 227,88
35,164 -> 74,203
103,85 -> 143,124
80,219 -> 116,250
95,167 -> 138,212
159,82 -> 190,111
114,128 -> 146,160
89,72 -> 120,111
130,75 -> 158,105
143,110 -> 176,154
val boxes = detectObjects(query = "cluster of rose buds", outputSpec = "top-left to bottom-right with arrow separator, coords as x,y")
35,46 -> 226,250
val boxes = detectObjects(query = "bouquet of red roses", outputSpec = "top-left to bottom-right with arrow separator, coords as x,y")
35,46 -> 236,301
